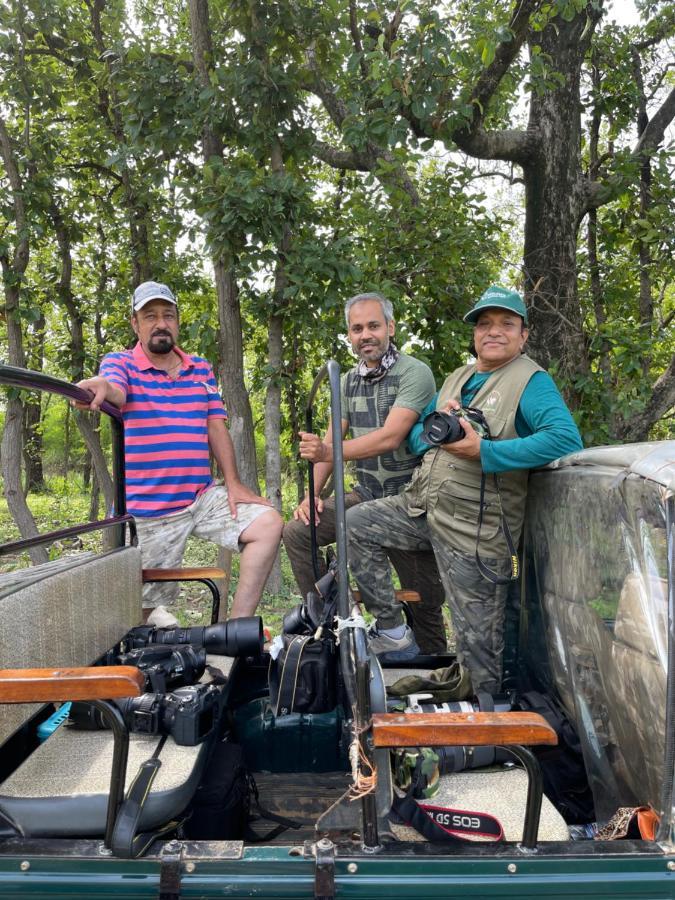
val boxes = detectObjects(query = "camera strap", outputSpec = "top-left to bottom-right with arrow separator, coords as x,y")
475,473 -> 519,585
273,634 -> 312,716
391,762 -> 504,843
111,736 -> 176,858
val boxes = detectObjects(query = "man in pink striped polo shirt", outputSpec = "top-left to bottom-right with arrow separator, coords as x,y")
77,281 -> 282,622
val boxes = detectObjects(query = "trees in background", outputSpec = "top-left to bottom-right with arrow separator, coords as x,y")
0,0 -> 673,535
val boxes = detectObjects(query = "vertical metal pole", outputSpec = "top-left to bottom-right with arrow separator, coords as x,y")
90,700 -> 130,849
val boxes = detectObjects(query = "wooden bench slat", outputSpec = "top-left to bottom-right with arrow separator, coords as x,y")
142,567 -> 226,582
352,589 -> 421,604
371,711 -> 558,748
0,666 -> 145,703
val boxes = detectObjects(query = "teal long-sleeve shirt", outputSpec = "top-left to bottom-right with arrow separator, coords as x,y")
407,370 -> 583,473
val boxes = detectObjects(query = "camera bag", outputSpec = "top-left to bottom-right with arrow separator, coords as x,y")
269,632 -> 337,715
269,576 -> 338,716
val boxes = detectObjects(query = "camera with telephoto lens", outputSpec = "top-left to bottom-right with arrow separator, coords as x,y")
68,682 -> 221,746
396,693 -> 515,794
117,644 -> 207,692
421,405 -> 490,446
122,616 -> 263,658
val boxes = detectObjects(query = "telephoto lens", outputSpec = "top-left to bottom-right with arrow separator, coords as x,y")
124,616 -> 264,657
418,693 -> 514,714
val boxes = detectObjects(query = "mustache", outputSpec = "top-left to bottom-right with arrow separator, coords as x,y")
151,330 -> 173,339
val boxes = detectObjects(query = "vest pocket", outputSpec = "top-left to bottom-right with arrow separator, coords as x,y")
483,413 -> 507,439
430,480 -> 501,542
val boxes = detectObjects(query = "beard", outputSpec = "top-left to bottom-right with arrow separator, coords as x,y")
357,336 -> 388,363
148,332 -> 175,354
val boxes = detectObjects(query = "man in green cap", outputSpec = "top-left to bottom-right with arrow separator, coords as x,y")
347,285 -> 582,690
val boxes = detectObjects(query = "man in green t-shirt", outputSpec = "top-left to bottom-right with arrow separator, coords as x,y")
282,292 -> 447,655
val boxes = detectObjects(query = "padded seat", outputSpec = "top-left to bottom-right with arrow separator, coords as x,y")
0,546 -> 222,847
0,726 -> 208,837
389,768 -> 569,842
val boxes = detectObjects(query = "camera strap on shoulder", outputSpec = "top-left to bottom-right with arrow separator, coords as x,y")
111,735 -> 177,858
475,473 -> 519,585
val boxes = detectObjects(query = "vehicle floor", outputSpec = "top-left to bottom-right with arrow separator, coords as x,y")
250,771 -> 352,843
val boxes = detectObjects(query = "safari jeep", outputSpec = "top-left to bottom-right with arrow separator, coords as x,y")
0,360 -> 673,899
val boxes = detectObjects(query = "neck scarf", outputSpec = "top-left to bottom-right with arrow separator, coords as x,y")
356,341 -> 399,382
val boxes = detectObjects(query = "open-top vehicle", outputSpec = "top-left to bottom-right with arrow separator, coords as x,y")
0,360 -> 673,899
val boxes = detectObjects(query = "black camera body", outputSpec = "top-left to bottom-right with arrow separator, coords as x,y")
421,406 -> 490,446
117,644 -> 207,692
123,616 -> 263,658
69,682 -> 221,746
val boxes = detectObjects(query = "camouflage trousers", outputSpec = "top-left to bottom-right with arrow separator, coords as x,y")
346,493 -> 511,693
283,491 -> 447,654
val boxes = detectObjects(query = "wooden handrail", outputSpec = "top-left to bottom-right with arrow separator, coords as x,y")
0,666 -> 145,703
371,711 -> 558,748
352,589 -> 421,604
142,567 -> 227,582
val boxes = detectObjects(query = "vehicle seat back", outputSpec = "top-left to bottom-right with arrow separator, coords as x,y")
0,547 -> 143,746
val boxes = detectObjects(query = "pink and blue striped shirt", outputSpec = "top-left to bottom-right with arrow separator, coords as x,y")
99,342 -> 227,518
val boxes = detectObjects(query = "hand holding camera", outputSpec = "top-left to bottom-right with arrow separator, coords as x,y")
421,402 -> 490,459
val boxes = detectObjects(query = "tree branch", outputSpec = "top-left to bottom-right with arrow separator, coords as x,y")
467,0 -> 544,130
616,353 -> 675,441
633,84 -> 675,156
306,46 -> 349,130
449,0 -> 545,163
312,140 -> 371,171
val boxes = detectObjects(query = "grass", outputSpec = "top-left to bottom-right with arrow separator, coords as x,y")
0,485 -> 305,635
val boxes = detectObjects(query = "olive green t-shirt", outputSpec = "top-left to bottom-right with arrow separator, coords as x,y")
340,352 -> 436,499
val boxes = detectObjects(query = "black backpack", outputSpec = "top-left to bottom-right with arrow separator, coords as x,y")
182,740 -> 302,841
517,690 -> 596,824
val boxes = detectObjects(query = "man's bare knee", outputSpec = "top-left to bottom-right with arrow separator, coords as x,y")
240,508 -> 283,546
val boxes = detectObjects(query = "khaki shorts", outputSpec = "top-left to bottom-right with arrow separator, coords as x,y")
134,486 -> 271,608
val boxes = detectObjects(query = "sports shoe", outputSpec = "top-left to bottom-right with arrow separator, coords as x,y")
367,624 -> 420,662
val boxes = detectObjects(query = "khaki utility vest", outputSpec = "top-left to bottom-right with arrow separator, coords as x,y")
404,354 -> 543,558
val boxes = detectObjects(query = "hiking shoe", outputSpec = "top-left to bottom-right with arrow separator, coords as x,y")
367,625 -> 420,662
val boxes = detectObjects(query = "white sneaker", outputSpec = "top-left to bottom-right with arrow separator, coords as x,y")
367,624 -> 420,662
146,605 -> 179,628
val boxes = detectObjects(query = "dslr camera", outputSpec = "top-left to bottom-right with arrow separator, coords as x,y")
69,682 -> 221,746
421,405 -> 490,446
116,643 -> 207,692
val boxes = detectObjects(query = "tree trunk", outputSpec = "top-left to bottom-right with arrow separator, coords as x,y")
22,313 -> 46,493
214,264 -> 258,490
0,115 -> 45,560
521,18 -> 593,392
263,139 -> 292,592
631,46 -> 653,376
87,0 -> 151,284
189,0 -> 258,491
286,332 -> 305,505
22,394 -> 44,494
50,199 -> 114,506
1,399 -> 48,564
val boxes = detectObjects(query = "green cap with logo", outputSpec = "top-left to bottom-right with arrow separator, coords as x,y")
463,285 -> 528,325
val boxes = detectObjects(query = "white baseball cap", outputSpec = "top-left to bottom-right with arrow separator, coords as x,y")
132,281 -> 177,312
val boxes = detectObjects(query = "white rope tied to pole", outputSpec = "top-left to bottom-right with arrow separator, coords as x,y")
335,614 -> 368,641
